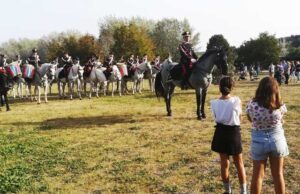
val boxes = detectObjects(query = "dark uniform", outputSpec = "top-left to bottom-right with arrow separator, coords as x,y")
60,53 -> 73,78
0,54 -> 7,68
103,53 -> 114,79
127,55 -> 135,77
179,31 -> 198,89
153,55 -> 160,68
27,49 -> 40,68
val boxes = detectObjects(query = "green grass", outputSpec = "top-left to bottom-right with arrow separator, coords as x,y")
0,76 -> 299,193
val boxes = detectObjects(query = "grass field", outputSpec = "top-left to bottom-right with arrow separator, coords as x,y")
0,76 -> 299,193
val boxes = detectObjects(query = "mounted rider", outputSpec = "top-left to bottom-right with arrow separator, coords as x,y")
27,48 -> 40,68
142,54 -> 148,63
59,52 -> 73,79
102,52 -> 114,79
0,54 -> 7,75
152,55 -> 161,69
15,54 -> 22,65
179,31 -> 198,90
126,54 -> 135,77
83,54 -> 98,78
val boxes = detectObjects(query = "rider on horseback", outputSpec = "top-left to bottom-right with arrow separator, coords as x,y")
126,54 -> 135,77
152,55 -> 161,69
179,31 -> 198,90
28,48 -> 40,68
0,54 -> 7,68
60,52 -> 73,79
102,52 -> 114,79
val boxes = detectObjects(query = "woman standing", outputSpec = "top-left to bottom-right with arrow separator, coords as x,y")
211,76 -> 247,194
246,77 -> 289,194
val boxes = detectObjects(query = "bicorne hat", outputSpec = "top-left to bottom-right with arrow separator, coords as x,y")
182,31 -> 191,37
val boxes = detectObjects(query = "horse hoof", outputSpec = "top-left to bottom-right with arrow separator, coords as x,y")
7,109 -> 11,111
197,116 -> 202,120
167,112 -> 172,117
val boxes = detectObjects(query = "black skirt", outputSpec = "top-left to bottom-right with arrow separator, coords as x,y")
211,123 -> 242,155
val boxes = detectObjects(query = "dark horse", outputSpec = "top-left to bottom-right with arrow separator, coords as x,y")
0,72 -> 11,111
155,48 -> 228,120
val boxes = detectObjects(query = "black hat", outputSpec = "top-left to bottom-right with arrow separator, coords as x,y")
182,31 -> 191,37
32,48 -> 38,52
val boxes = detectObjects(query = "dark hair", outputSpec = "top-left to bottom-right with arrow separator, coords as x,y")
219,76 -> 234,96
254,76 -> 282,110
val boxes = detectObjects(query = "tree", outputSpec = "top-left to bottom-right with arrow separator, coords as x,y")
237,32 -> 280,69
207,35 -> 236,73
150,18 -> 200,61
286,47 -> 300,61
112,22 -> 155,60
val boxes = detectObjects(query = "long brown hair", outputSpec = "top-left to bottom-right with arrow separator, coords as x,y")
254,76 -> 282,109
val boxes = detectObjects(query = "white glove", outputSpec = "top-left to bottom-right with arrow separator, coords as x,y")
191,58 -> 197,63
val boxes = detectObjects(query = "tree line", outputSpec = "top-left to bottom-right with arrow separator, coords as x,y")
0,16 -> 298,70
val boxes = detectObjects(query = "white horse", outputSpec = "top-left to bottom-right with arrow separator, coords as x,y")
122,62 -> 152,94
23,63 -> 55,104
10,77 -> 25,99
107,65 -> 122,96
83,67 -> 107,98
143,64 -> 161,92
55,63 -> 83,100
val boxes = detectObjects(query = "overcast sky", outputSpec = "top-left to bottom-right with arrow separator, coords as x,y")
1,0 -> 299,51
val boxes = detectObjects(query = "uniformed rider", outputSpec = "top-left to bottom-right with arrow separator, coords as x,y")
179,31 -> 198,89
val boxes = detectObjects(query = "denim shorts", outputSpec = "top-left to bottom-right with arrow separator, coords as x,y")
251,127 -> 289,160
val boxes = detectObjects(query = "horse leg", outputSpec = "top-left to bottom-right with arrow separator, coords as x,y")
95,82 -> 99,98
89,82 -> 93,99
37,86 -> 41,104
44,83 -> 48,103
200,88 -> 207,119
132,81 -> 135,94
164,85 -> 174,116
0,93 -> 4,107
77,80 -> 82,100
4,92 -> 10,111
118,80 -> 122,96
111,81 -> 114,97
68,82 -> 73,100
196,88 -> 202,120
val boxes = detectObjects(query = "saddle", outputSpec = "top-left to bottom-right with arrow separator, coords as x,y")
83,64 -> 93,77
169,63 -> 184,81
58,66 -> 71,79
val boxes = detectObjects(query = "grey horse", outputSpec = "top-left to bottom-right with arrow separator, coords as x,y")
155,48 -> 228,120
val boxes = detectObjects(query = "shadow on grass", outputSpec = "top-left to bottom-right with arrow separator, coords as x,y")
3,113 -> 166,130
40,115 -> 138,130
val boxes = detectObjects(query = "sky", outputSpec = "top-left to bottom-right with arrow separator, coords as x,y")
0,0 -> 299,51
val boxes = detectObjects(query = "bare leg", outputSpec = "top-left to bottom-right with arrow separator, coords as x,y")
251,159 -> 267,194
270,157 -> 285,194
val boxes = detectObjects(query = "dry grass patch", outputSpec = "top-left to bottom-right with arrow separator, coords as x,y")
0,76 -> 299,193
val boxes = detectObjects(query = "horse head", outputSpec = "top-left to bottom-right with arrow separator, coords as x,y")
196,48 -> 228,75
78,65 -> 84,80
214,48 -> 228,76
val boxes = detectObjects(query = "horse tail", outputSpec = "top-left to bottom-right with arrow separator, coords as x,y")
154,71 -> 164,98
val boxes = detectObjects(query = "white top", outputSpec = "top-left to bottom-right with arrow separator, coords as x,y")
210,96 -> 242,126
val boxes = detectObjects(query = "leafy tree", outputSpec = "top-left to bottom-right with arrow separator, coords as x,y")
286,47 -> 300,61
150,18 -> 200,61
237,32 -> 280,69
112,22 -> 155,60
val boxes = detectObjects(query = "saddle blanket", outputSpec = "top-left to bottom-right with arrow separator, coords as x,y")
7,63 -> 22,77
117,63 -> 128,76
22,65 -> 35,79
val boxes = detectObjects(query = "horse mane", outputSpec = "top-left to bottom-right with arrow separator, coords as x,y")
197,48 -> 221,62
